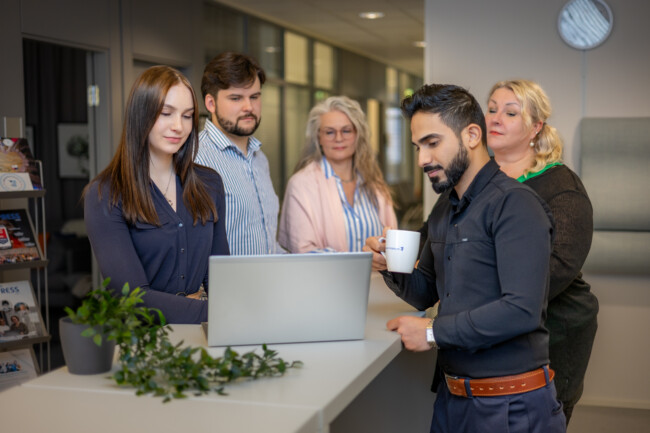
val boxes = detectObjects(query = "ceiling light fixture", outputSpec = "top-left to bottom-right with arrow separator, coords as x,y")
359,11 -> 385,20
413,41 -> 426,48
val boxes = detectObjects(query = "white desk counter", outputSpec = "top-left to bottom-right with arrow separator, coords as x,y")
1,273 -> 436,433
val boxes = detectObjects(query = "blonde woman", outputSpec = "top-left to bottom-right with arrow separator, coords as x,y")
279,96 -> 396,253
486,79 -> 598,424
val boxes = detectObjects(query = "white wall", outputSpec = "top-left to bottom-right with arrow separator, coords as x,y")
424,0 -> 650,409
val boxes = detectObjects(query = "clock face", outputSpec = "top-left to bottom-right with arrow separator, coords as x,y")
558,0 -> 614,50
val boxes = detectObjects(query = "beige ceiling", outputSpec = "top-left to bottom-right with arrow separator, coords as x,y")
213,0 -> 424,77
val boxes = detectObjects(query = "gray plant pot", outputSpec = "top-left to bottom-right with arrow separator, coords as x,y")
59,317 -> 116,375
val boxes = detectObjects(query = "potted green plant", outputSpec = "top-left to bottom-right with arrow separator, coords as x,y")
60,279 -> 161,375
62,280 -> 302,400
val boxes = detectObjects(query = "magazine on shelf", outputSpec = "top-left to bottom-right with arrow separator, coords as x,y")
0,280 -> 48,347
0,137 -> 42,190
0,348 -> 38,391
0,209 -> 43,265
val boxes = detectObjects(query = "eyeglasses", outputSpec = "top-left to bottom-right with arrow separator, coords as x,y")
319,128 -> 356,142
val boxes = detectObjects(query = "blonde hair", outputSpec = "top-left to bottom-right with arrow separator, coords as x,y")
295,96 -> 393,206
489,79 -> 563,174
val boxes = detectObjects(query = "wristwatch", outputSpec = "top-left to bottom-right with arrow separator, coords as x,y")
426,318 -> 438,349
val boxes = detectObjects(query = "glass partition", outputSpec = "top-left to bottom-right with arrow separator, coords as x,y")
201,0 -> 424,214
203,3 -> 245,62
284,85 -> 311,183
255,84 -> 283,193
314,42 -> 335,91
249,18 -> 283,80
284,32 -> 309,85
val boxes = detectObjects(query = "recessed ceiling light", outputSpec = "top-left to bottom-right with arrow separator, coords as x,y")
359,11 -> 385,20
413,41 -> 426,48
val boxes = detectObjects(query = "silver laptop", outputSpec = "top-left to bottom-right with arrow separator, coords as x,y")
203,252 -> 372,346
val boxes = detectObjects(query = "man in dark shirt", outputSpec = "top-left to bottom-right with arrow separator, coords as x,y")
363,84 -> 565,433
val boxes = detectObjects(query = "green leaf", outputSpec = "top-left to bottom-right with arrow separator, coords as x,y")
71,280 -> 302,402
81,327 -> 96,338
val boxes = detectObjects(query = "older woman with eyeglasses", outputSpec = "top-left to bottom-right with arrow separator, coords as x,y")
279,96 -> 396,253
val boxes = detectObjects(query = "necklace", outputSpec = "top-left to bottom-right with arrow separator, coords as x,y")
163,167 -> 174,206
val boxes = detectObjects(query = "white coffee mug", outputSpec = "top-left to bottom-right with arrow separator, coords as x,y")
381,229 -> 421,273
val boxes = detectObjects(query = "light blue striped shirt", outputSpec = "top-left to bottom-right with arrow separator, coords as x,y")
196,119 -> 284,255
321,158 -> 383,252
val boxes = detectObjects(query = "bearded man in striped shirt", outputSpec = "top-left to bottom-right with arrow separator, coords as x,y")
197,52 -> 285,255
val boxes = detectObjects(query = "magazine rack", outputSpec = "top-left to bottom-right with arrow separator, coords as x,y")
0,160 -> 50,374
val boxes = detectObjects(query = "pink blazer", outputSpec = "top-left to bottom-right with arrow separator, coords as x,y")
278,161 -> 398,253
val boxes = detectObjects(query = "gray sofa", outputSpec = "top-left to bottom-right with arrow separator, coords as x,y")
580,117 -> 650,275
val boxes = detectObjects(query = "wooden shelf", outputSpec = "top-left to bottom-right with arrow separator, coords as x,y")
0,189 -> 47,199
0,259 -> 48,271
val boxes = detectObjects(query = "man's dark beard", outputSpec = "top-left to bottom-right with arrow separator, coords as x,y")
425,141 -> 469,194
216,113 -> 261,137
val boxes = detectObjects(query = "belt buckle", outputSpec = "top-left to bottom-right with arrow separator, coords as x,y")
444,373 -> 469,398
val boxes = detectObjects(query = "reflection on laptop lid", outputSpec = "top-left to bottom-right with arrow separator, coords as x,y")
203,253 -> 372,346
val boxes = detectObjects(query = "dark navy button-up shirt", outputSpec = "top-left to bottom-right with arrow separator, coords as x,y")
85,166 -> 230,324
383,160 -> 554,378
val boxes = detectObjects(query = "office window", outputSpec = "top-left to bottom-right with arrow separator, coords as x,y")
255,84 -> 283,192
203,2 -> 245,62
384,107 -> 403,184
314,90 -> 331,103
284,85 -> 311,181
249,18 -> 283,80
399,71 -> 416,101
313,42 -> 335,90
366,99 -> 381,155
337,49 -> 369,100
284,32 -> 309,85
386,67 -> 399,105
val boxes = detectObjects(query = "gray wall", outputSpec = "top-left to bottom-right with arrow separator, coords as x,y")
424,0 -> 650,409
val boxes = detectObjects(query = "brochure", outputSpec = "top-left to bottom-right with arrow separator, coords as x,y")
0,209 -> 42,265
0,280 -> 48,346
0,137 -> 42,190
0,348 -> 38,391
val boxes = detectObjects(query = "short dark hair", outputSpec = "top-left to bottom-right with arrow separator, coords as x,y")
401,84 -> 487,146
201,52 -> 266,98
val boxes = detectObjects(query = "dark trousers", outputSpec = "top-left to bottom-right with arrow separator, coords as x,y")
549,316 -> 598,424
430,379 -> 566,433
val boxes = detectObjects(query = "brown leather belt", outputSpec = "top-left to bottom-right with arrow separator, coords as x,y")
445,366 -> 554,398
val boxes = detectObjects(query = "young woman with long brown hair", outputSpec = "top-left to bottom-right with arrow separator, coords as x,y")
84,65 -> 229,324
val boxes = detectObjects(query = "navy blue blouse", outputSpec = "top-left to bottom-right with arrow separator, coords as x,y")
84,166 -> 230,324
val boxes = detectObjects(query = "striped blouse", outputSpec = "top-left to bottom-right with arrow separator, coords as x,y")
196,119 -> 284,255
321,158 -> 384,252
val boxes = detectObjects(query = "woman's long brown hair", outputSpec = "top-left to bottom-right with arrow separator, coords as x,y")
85,65 -> 217,226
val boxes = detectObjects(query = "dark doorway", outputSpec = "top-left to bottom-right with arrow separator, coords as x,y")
23,39 -> 93,369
